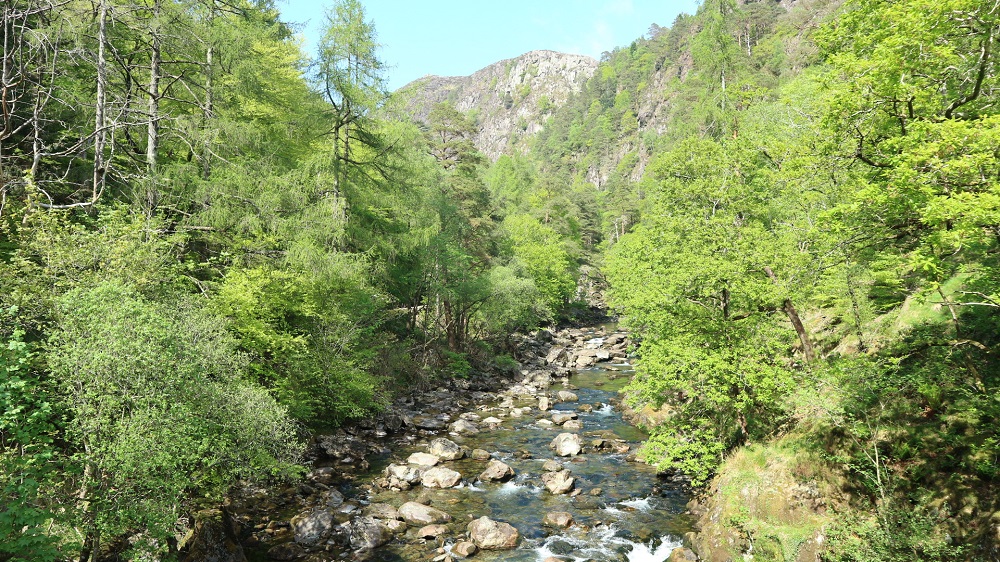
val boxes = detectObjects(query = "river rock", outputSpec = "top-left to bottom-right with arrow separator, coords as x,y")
595,349 -> 611,361
550,433 -> 582,456
398,502 -> 452,526
467,517 -> 520,550
452,541 -> 478,558
542,460 -> 563,472
408,452 -> 441,466
386,463 -> 424,484
542,511 -> 575,528
429,438 -> 465,460
324,489 -> 345,508
545,346 -> 567,365
450,418 -> 480,435
418,524 -> 449,539
363,503 -> 399,520
482,416 -> 503,425
557,391 -> 579,402
421,466 -> 463,488
479,459 -> 515,482
536,419 -> 554,427
471,448 -> 492,460
538,396 -> 551,411
575,355 -> 597,368
412,416 -> 447,430
460,412 -> 481,422
290,509 -> 334,546
551,412 -> 578,424
349,517 -> 392,550
667,547 -> 698,562
541,470 -> 575,494
563,419 -> 583,430
181,509 -> 247,562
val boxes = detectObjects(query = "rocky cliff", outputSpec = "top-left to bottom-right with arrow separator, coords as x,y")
398,50 -> 597,160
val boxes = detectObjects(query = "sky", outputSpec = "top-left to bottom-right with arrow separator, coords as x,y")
278,0 -> 702,91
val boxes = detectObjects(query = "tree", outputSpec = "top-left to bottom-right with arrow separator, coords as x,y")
49,282 -> 302,562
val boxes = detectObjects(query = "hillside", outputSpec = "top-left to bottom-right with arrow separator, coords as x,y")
398,50 -> 597,159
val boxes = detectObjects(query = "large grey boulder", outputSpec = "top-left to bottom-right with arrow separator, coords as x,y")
290,509 -> 335,546
398,502 -> 452,526
349,517 -> 392,550
541,470 -> 575,494
428,438 -> 465,460
478,459 -> 515,482
421,466 -> 463,488
467,516 -> 520,550
550,433 -> 582,456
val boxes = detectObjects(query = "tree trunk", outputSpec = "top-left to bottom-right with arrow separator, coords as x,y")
146,0 -> 161,172
764,266 -> 815,362
93,0 -> 109,201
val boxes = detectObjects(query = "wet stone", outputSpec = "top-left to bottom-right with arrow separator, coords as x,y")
471,448 -> 491,460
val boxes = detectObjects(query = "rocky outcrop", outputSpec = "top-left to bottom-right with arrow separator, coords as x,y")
400,50 -> 597,159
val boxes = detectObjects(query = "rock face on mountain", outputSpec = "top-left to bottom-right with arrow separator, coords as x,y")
399,50 -> 597,159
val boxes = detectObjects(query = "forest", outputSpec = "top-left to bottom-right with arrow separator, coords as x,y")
1,0 -> 998,560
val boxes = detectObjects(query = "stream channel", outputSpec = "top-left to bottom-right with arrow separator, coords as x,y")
341,326 -> 695,562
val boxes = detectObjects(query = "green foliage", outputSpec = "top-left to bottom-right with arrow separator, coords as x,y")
48,281 -> 302,548
0,309 -> 61,562
503,214 -> 576,313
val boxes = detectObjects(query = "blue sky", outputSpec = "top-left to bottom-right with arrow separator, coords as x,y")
279,0 -> 702,91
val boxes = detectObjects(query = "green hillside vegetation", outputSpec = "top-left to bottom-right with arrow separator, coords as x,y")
486,0 -> 1000,559
2,0 -> 998,560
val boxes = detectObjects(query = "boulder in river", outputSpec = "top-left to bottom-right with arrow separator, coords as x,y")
362,503 -> 399,520
551,412 -> 578,424
542,511 -> 575,528
542,460 -> 563,472
538,396 -> 551,411
428,438 -> 465,460
471,448 -> 492,460
417,524 -> 449,539
407,452 -> 440,466
467,516 -> 520,550
563,419 -> 583,430
290,508 -> 334,546
557,391 -> 579,402
398,502 -> 452,526
385,463 -> 424,484
450,418 -> 480,435
349,517 -> 392,550
478,459 -> 515,482
452,541 -> 478,557
541,469 -> 575,494
421,466 -> 463,488
550,433 -> 582,456
412,416 -> 447,430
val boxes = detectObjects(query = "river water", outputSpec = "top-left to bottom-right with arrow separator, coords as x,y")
350,334 -> 694,562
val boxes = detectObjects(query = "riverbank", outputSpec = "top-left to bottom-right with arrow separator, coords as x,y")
181,319 -> 696,562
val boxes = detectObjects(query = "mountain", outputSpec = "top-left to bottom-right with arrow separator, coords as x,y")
398,50 -> 598,160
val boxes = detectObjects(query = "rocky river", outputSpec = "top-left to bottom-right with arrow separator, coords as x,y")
232,323 -> 696,562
